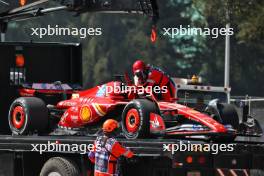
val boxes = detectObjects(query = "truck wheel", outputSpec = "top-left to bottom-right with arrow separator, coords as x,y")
121,99 -> 158,139
8,97 -> 48,135
40,157 -> 80,176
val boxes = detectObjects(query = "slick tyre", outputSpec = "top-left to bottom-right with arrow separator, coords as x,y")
8,97 -> 48,135
40,157 -> 80,176
217,103 -> 239,129
210,103 -> 239,142
121,99 -> 158,139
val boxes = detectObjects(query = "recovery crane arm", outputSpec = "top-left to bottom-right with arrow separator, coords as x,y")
0,0 -> 159,22
0,0 -> 159,42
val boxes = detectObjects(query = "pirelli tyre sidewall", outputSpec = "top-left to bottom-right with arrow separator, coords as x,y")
8,97 -> 48,135
121,99 -> 158,139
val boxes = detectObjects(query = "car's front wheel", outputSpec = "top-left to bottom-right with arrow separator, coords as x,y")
206,102 -> 239,142
121,99 -> 158,139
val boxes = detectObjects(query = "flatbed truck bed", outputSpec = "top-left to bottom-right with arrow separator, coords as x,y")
0,135 -> 264,156
0,135 -> 264,176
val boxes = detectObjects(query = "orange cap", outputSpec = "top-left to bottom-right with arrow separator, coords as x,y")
102,119 -> 119,133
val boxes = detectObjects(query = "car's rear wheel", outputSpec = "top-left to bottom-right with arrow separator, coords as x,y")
40,157 -> 80,176
8,97 -> 48,135
121,99 -> 158,139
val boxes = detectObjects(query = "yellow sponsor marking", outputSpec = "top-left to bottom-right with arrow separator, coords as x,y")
94,103 -> 106,116
80,106 -> 91,122
71,93 -> 79,99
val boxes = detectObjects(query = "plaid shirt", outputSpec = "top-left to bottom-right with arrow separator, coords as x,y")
89,136 -> 123,176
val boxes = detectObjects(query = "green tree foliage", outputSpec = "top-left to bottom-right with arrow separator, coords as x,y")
5,0 -> 206,87
194,0 -> 264,96
4,0 -> 264,96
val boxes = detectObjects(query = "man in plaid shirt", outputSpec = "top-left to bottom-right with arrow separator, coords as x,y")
88,119 -> 134,176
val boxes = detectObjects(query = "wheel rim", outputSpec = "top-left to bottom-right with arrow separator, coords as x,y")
125,108 -> 140,133
12,106 -> 25,129
48,172 -> 62,176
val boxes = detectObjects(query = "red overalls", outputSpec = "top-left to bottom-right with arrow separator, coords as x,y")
88,135 -> 134,176
144,66 -> 176,101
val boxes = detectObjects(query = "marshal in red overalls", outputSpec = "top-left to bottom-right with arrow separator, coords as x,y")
132,60 -> 176,101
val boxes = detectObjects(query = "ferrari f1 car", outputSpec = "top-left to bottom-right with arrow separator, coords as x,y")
8,79 -> 263,141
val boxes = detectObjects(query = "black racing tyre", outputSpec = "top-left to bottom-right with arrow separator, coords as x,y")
40,157 -> 80,176
208,103 -> 239,142
217,103 -> 239,130
121,99 -> 159,139
8,97 -> 48,135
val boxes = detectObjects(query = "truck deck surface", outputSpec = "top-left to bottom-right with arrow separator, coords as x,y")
0,135 -> 263,155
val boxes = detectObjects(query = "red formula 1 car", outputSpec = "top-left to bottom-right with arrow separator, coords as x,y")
8,79 -> 263,141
